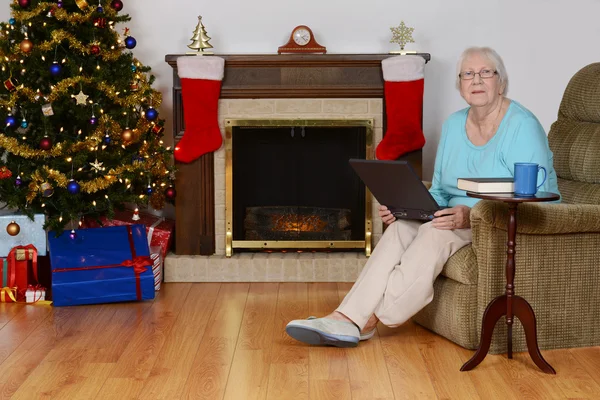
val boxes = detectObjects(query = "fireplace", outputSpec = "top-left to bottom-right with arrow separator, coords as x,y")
225,119 -> 373,256
164,53 -> 429,282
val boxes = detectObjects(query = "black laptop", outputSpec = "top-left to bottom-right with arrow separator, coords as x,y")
349,159 -> 441,221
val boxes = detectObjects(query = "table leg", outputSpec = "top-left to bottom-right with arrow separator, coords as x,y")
460,295 -> 506,371
513,295 -> 556,374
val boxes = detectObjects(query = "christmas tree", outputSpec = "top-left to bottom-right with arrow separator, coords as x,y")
0,0 -> 176,233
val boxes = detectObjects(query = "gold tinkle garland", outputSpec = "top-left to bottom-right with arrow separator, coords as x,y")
0,113 -> 157,159
26,163 -> 139,202
34,30 -> 122,61
11,2 -> 117,24
0,75 -> 160,110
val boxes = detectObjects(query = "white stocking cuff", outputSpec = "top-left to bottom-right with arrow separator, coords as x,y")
382,56 -> 425,82
176,56 -> 225,80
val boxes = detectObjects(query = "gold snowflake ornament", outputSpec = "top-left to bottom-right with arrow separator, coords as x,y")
390,21 -> 415,51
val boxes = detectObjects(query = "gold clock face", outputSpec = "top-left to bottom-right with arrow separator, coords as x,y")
293,28 -> 311,46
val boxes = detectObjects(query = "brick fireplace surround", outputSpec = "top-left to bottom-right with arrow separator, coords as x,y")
164,54 -> 429,282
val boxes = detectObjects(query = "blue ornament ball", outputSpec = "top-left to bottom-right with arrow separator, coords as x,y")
67,179 -> 81,194
49,62 -> 62,77
69,229 -> 77,240
125,36 -> 137,49
5,115 -> 16,127
20,120 -> 28,129
103,135 -> 111,144
90,116 -> 98,125
145,107 -> 158,121
9,18 -> 16,25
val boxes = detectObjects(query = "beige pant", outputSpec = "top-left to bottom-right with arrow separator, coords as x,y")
337,219 -> 472,329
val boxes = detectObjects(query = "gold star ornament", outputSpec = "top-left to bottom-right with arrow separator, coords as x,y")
390,21 -> 416,54
72,90 -> 89,106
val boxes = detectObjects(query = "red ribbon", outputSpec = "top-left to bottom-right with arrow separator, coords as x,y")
53,226 -> 150,300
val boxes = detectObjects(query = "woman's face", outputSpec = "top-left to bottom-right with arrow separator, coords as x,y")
459,52 -> 504,108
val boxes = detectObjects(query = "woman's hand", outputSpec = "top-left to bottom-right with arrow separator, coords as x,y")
431,205 -> 471,230
378,205 -> 396,225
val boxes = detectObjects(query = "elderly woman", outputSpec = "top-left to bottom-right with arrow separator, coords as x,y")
285,47 -> 560,347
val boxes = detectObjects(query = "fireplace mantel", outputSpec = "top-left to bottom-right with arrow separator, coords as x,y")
165,53 -> 430,255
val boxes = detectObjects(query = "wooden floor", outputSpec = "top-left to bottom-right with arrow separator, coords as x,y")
1,283 -> 600,399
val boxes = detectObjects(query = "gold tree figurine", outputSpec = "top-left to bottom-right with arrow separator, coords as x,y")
187,16 -> 214,55
389,21 -> 416,54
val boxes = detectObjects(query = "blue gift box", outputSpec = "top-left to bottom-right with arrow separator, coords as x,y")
48,225 -> 155,307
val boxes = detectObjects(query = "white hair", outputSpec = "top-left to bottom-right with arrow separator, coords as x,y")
455,47 -> 509,95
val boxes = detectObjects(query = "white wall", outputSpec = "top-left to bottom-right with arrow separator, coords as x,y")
3,0 -> 599,178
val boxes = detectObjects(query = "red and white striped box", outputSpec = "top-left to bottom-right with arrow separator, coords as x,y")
150,246 -> 163,291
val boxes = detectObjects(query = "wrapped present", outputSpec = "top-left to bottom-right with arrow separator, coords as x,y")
0,211 -> 47,257
150,246 -> 162,291
25,285 -> 46,303
48,225 -> 155,307
7,244 -> 38,301
0,287 -> 17,303
86,210 -> 174,258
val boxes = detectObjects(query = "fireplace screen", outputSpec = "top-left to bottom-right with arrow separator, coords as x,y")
225,119 -> 373,256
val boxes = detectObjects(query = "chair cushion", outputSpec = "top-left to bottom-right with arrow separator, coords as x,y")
440,244 -> 478,285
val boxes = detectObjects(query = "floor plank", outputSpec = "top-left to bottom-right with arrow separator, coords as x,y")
223,283 -> 279,400
378,323 -> 438,400
142,283 -> 221,400
94,283 -> 193,399
181,283 -> 250,400
266,283 -> 309,400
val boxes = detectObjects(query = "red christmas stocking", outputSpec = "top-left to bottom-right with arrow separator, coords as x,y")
376,56 -> 426,160
174,56 -> 225,163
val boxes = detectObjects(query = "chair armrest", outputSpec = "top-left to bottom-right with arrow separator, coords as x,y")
470,200 -> 600,234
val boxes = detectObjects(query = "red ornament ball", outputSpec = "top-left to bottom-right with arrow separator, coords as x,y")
90,44 -> 100,55
39,137 -> 53,150
165,186 -> 176,200
18,0 -> 30,8
110,0 -> 123,11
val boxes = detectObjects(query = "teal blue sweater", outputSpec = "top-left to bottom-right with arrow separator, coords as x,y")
429,100 -> 560,208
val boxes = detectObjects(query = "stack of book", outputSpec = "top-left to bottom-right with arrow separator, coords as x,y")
457,178 -> 514,193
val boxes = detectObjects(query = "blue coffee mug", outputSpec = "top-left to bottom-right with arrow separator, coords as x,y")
514,162 -> 546,196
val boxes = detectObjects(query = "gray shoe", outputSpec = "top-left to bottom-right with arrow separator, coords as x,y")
286,317 -> 360,347
306,316 -> 375,341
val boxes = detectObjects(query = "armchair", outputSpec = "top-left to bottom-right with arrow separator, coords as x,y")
413,62 -> 600,354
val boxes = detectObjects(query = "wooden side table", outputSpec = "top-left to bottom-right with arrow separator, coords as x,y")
460,191 -> 560,374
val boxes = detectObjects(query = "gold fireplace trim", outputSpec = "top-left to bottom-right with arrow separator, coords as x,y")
225,118 -> 374,257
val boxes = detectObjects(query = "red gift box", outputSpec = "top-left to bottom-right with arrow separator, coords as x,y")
86,211 -> 174,258
5,245 -> 39,301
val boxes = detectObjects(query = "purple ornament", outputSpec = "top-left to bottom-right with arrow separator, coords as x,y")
15,175 -> 22,187
69,229 -> 77,240
90,116 -> 98,125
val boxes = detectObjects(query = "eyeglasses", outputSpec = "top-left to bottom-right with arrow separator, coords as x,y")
459,69 -> 497,80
